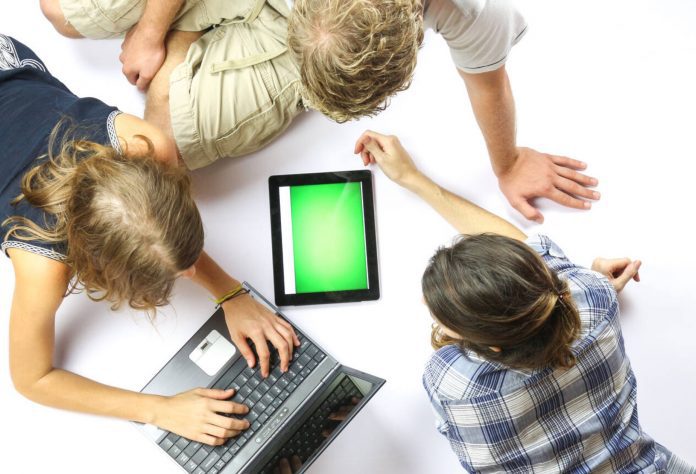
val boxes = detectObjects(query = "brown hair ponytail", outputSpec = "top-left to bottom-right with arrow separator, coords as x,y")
423,234 -> 581,370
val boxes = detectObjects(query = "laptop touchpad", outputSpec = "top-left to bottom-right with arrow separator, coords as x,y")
189,330 -> 236,376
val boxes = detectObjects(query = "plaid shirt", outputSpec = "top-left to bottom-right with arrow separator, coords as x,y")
423,235 -> 689,473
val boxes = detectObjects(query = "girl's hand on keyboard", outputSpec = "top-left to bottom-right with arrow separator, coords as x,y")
155,388 -> 251,445
223,294 -> 301,377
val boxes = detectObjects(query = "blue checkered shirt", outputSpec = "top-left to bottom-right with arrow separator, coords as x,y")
423,235 -> 690,473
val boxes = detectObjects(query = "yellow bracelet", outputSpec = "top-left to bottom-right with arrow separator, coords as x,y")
214,284 -> 243,305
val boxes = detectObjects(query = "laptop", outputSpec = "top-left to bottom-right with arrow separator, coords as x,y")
137,282 -> 385,473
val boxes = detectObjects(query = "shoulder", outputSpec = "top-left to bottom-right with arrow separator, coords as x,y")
423,344 -> 512,402
7,244 -> 70,286
423,0 -> 527,73
113,113 -> 179,166
526,234 -> 619,331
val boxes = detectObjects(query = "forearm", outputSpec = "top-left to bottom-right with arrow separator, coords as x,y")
402,172 -> 526,240
18,368 -> 162,424
191,251 -> 242,300
136,0 -> 186,40
460,67 -> 518,176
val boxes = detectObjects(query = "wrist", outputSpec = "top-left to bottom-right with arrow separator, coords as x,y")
141,394 -> 166,425
400,170 -> 427,193
491,148 -> 521,178
222,292 -> 251,313
132,20 -> 167,44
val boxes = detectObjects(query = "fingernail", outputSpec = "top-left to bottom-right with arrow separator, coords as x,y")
591,178 -> 598,185
593,191 -> 601,199
584,202 -> 591,209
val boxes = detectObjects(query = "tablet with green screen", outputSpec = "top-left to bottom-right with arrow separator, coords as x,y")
269,171 -> 379,305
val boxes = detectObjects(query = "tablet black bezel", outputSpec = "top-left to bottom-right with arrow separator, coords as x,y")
268,170 -> 380,306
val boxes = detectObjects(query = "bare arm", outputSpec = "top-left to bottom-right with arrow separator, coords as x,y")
8,249 -> 249,445
460,66 -> 599,223
354,131 -> 526,241
8,249 -> 161,422
120,0 -> 186,90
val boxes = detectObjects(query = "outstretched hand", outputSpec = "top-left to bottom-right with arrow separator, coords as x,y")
354,130 -> 420,187
497,147 -> 600,223
591,257 -> 642,293
222,294 -> 300,378
119,24 -> 166,91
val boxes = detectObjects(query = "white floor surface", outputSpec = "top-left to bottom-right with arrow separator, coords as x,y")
1,1 -> 695,472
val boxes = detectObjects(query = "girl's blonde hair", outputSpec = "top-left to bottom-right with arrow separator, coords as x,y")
3,124 -> 204,312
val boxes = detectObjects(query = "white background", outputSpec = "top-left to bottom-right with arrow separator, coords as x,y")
1,1 -> 695,472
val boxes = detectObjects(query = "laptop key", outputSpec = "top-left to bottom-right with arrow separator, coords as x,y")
306,345 -> 319,358
159,436 -> 174,452
222,452 -> 233,463
176,452 -> 190,466
298,353 -> 311,366
215,459 -> 226,470
168,444 -> 183,459
193,469 -> 206,474
184,441 -> 202,458
258,381 -> 271,394
191,447 -> 209,466
239,386 -> 252,398
262,392 -> 275,406
184,460 -> 198,473
201,452 -> 220,471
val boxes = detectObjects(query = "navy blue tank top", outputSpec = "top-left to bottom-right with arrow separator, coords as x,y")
0,35 -> 121,261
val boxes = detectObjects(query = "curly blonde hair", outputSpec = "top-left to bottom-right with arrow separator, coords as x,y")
4,124 -> 204,312
288,0 -> 424,122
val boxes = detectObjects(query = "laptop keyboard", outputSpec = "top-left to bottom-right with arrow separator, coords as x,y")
258,376 -> 362,474
157,332 -> 327,474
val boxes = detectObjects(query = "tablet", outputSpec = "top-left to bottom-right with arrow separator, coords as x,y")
269,170 -> 379,306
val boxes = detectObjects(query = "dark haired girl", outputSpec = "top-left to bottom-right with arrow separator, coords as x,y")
354,131 -> 694,473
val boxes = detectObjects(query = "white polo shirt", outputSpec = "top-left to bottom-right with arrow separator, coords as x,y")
424,0 -> 527,73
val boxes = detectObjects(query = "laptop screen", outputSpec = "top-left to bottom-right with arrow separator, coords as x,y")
278,182 -> 369,294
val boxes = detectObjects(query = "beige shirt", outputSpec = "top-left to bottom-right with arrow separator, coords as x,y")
423,0 -> 527,73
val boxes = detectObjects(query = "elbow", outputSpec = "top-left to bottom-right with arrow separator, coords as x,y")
10,369 -> 46,403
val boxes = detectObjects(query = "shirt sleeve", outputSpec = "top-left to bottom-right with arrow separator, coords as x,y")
423,0 -> 527,73
526,234 -> 619,329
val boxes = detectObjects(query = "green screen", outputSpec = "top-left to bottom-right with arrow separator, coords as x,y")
290,182 -> 368,293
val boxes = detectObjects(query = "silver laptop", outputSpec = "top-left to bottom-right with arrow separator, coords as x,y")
137,282 -> 385,474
